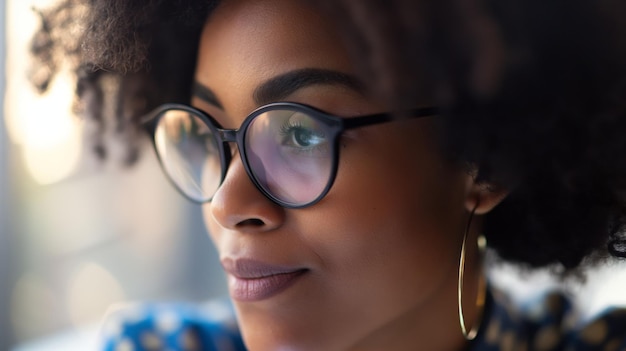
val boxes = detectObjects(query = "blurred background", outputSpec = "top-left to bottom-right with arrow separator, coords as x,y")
2,1 -> 227,350
1,1 -> 626,351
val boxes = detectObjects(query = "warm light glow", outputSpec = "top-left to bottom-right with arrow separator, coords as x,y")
67,262 -> 127,328
5,0 -> 53,145
22,74 -> 83,184
5,0 -> 83,184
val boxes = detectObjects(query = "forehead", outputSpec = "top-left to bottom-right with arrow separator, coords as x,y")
194,0 -> 356,106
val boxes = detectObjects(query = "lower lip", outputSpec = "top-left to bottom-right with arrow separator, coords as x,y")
229,270 -> 307,302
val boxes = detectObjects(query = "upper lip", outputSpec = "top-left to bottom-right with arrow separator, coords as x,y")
221,258 -> 307,279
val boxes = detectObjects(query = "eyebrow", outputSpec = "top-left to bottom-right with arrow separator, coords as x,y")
253,68 -> 365,106
192,68 -> 366,109
192,81 -> 224,109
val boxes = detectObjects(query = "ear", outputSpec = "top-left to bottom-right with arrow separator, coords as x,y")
463,172 -> 509,215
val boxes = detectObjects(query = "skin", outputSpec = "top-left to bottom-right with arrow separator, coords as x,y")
192,0 -> 506,350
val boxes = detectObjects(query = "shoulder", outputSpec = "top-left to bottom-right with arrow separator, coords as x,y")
100,299 -> 246,351
472,287 -> 626,351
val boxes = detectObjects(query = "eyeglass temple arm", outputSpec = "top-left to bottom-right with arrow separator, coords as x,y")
342,106 -> 439,130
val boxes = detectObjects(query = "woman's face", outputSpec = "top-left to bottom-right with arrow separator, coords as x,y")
193,1 -> 490,350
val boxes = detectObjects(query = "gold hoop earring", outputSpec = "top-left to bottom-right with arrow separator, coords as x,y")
458,205 -> 487,341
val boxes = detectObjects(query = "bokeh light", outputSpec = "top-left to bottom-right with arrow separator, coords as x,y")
10,273 -> 57,341
67,262 -> 126,328
5,0 -> 82,185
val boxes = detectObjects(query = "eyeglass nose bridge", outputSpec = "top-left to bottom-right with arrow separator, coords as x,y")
219,129 -> 238,143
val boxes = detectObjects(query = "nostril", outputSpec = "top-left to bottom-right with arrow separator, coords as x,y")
237,218 -> 265,227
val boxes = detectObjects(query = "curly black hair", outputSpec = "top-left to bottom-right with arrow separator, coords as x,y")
31,0 -> 626,272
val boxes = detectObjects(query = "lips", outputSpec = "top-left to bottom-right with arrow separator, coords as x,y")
222,258 -> 308,302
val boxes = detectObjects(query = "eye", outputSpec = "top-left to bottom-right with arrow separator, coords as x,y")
283,124 -> 325,148
279,112 -> 328,152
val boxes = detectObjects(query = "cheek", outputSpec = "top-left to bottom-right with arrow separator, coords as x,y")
310,160 -> 465,274
319,124 -> 467,257
292,127 -> 468,319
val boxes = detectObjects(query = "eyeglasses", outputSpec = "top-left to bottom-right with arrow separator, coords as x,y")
143,102 -> 437,208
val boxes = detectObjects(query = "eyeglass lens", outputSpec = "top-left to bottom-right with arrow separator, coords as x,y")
154,110 -> 222,202
153,107 -> 335,206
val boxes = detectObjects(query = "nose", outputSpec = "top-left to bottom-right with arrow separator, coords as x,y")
208,151 -> 285,232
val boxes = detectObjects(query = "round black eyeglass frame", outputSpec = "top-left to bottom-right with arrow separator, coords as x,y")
143,102 -> 438,209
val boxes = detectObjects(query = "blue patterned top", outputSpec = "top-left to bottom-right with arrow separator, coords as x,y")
101,289 -> 626,351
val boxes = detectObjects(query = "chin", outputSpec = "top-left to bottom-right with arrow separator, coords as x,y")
239,318 -> 349,351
